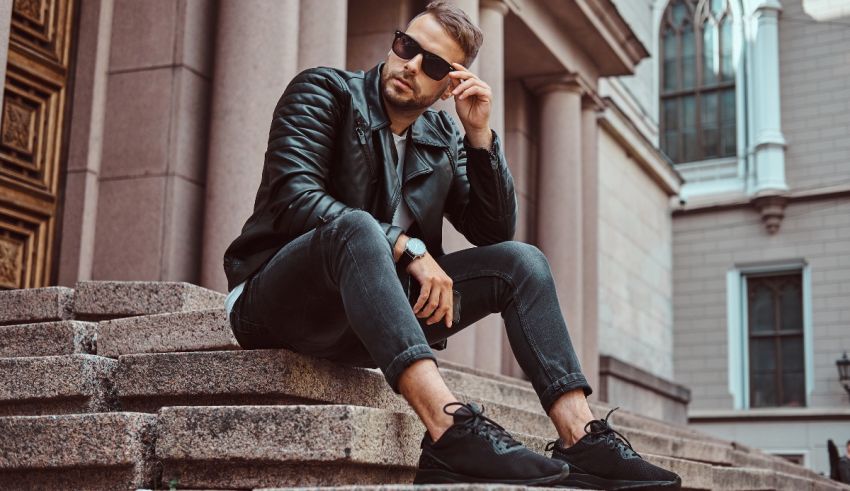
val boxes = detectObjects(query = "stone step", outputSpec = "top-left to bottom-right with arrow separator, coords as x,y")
95,308 -> 733,448
156,405 -> 420,489
0,412 -> 157,490
98,309 -> 237,357
258,486 -> 579,491
0,354 -> 118,416
73,280 -> 224,320
4,349 -> 827,486
0,286 -> 74,326
155,404 -> 829,491
113,349 -> 735,463
0,320 -> 97,357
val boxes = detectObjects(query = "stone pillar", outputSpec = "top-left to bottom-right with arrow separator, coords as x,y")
477,0 -> 507,137
0,0 -> 12,111
57,0 -> 113,286
749,0 -> 789,234
200,0 -> 300,292
750,0 -> 787,196
467,0 -> 509,374
534,79 -> 585,369
580,98 -> 601,396
92,0 -> 215,283
298,0 -> 347,71
435,0 -> 482,367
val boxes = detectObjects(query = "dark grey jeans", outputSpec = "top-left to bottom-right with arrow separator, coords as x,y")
229,209 -> 592,412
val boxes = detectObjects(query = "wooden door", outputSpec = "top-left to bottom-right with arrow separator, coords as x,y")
0,0 -> 76,289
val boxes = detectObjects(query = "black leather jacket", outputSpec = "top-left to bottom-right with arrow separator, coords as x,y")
223,62 -> 518,291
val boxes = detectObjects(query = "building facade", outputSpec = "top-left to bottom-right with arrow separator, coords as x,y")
8,0 -> 848,476
662,0 -> 850,476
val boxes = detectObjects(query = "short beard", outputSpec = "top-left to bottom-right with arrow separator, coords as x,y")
381,67 -> 446,112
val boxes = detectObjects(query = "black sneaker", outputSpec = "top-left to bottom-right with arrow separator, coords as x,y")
414,401 -> 570,485
547,408 -> 682,490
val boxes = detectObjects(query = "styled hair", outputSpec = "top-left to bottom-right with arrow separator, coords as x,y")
409,1 -> 484,66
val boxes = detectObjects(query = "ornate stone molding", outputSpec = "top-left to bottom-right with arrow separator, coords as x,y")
751,194 -> 789,234
524,73 -> 585,96
480,0 -> 509,16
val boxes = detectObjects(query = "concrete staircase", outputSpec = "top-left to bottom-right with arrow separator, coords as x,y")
0,281 -> 847,490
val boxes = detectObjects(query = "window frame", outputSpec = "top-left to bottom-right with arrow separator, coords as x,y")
726,261 -> 814,410
745,272 -> 806,408
659,0 -> 737,165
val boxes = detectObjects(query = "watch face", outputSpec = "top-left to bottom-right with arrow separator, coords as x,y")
407,238 -> 427,256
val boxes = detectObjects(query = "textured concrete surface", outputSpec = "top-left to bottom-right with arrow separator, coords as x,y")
0,412 -> 158,489
74,280 -> 225,319
262,487 -> 581,491
0,287 -> 74,326
0,354 -> 118,416
0,320 -> 97,357
156,405 -> 422,488
115,349 -> 408,414
98,308 -> 237,357
113,348 -> 736,460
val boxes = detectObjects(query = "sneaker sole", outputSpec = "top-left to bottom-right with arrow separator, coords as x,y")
414,465 -> 571,486
556,473 -> 681,490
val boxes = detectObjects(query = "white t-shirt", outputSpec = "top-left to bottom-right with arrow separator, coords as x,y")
392,129 -> 415,231
226,129 -> 416,316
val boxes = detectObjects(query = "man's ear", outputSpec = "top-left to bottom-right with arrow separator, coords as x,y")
440,82 -> 454,100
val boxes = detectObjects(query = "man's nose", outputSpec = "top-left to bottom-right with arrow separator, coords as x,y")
403,53 -> 423,74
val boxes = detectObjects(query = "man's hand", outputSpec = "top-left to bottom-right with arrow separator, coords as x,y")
447,62 -> 492,149
408,253 -> 454,328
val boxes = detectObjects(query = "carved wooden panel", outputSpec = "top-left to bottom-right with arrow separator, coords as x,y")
0,0 -> 75,288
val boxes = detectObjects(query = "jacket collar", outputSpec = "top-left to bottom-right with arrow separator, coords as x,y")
365,63 -> 450,149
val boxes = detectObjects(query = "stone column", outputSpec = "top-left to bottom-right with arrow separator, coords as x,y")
297,0 -> 347,71
580,98 -> 601,396
477,0 -> 507,137
534,78 -> 585,368
467,0 -> 509,374
57,0 -> 113,286
750,0 -> 786,195
438,0 -> 509,374
92,0 -> 215,283
200,0 -> 300,292
0,0 -> 12,111
435,0 -> 480,367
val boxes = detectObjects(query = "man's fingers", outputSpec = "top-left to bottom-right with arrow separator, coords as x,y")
413,282 -> 431,313
418,287 -> 442,319
445,288 -> 454,328
458,85 -> 490,101
427,287 -> 452,326
451,77 -> 477,96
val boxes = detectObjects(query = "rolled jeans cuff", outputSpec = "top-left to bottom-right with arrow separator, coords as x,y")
385,343 -> 437,393
539,373 -> 593,413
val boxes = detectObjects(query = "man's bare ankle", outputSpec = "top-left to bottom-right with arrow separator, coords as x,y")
427,413 -> 455,442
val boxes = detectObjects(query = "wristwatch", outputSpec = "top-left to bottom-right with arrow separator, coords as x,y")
398,237 -> 427,270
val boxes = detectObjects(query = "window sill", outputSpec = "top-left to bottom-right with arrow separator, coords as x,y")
688,407 -> 850,423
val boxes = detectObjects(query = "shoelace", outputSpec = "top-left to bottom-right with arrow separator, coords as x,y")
444,401 -> 521,449
545,407 -> 641,458
587,407 -> 640,458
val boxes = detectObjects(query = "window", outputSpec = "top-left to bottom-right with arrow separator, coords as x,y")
773,453 -> 805,466
746,272 -> 806,408
660,0 -> 736,164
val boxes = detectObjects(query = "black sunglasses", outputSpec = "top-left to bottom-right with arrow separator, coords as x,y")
391,30 -> 454,81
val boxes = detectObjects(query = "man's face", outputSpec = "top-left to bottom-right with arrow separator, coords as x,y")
381,13 -> 466,112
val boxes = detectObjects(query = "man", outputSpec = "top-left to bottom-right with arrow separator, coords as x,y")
840,440 -> 850,484
223,2 -> 680,489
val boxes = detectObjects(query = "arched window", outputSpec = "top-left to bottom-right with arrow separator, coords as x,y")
660,0 -> 736,164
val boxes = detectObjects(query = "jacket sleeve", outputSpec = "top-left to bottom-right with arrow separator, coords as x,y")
263,68 -> 404,250
443,115 -> 518,245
